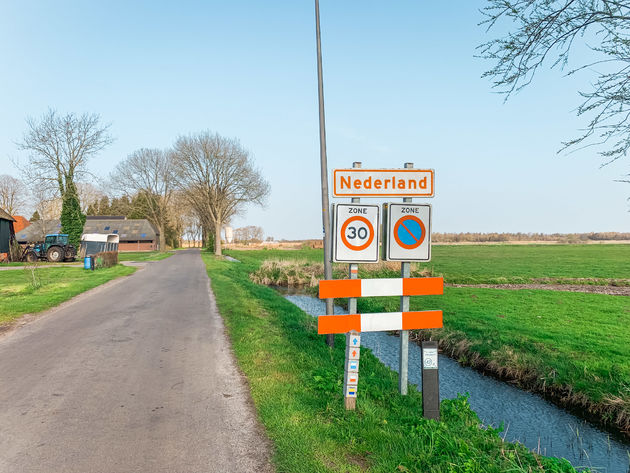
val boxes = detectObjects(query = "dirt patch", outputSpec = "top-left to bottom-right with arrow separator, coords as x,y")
447,283 -> 630,296
346,453 -> 370,470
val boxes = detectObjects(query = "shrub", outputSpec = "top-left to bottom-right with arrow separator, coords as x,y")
93,251 -> 118,269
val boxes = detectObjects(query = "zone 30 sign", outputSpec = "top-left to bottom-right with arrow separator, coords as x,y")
332,204 -> 380,263
332,202 -> 432,263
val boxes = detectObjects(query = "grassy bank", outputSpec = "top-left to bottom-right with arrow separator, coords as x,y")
360,288 -> 630,436
118,251 -> 173,262
232,247 -> 630,438
0,265 -> 136,324
202,251 -> 580,472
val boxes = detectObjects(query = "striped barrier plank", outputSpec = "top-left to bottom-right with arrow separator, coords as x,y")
318,310 -> 443,334
319,277 -> 443,299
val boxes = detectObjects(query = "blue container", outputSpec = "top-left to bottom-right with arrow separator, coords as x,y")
83,256 -> 92,270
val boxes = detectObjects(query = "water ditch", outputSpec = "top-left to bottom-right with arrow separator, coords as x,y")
283,293 -> 630,473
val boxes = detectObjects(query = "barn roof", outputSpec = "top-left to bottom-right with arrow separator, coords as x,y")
15,218 -> 159,243
0,208 -> 16,222
12,215 -> 30,233
15,220 -> 62,243
83,219 -> 159,241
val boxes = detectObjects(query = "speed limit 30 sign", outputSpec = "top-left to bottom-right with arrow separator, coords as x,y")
332,204 -> 380,263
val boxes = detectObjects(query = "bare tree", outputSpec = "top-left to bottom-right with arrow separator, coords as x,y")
17,109 -> 113,245
0,174 -> 26,215
25,185 -> 62,237
173,132 -> 270,256
181,212 -> 203,247
18,109 -> 113,196
110,148 -> 175,250
234,225 -> 264,243
479,1 -> 630,164
76,182 -> 105,214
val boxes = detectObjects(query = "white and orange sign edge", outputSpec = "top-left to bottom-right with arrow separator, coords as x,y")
333,169 -> 435,197
332,203 -> 380,263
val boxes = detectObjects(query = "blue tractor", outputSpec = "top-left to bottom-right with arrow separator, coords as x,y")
22,234 -> 77,263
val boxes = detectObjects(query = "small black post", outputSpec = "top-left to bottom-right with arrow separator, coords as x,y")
421,340 -> 440,420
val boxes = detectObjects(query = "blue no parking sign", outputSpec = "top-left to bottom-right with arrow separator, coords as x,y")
394,215 -> 426,249
385,203 -> 431,261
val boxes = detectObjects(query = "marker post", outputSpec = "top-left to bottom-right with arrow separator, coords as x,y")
344,161 -> 361,410
399,162 -> 413,395
421,340 -> 440,420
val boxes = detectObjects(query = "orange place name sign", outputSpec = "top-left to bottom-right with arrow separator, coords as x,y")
333,169 -> 434,197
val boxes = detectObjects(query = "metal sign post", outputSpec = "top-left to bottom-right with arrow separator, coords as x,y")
344,161 -> 361,410
399,162 -> 413,395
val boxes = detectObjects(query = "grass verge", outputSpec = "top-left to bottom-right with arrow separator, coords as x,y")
202,252 -> 580,472
117,251 -> 173,262
234,248 -> 630,439
0,261 -> 81,267
0,265 -> 136,324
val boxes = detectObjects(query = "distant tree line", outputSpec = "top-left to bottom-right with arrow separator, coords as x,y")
232,225 -> 264,243
433,232 -> 630,243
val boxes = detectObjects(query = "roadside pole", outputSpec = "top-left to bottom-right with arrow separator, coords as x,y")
314,0 -> 334,348
399,162 -> 413,395
421,340 -> 440,420
345,161 -> 361,410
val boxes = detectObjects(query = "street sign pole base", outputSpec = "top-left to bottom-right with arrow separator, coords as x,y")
344,396 -> 356,410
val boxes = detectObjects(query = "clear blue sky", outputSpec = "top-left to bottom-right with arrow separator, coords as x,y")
1,1 -> 628,239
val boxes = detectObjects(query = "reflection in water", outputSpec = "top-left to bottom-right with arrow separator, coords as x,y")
285,294 -> 630,473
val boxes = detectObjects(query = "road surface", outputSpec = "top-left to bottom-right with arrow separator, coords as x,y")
0,249 -> 273,473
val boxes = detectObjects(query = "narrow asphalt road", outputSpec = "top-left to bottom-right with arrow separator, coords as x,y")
0,249 -> 273,473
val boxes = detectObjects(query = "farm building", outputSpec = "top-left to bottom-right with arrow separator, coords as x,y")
12,216 -> 30,233
15,217 -> 160,251
15,219 -> 62,244
84,217 -> 159,251
0,208 -> 16,259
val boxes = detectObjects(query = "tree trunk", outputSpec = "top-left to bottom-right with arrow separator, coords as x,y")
214,220 -> 222,256
158,225 -> 166,251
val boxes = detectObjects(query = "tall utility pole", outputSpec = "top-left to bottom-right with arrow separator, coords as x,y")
315,0 -> 334,347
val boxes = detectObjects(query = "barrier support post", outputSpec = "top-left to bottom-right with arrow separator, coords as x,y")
399,162 -> 413,395
344,161 -> 361,410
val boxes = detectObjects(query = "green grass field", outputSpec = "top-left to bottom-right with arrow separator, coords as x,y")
242,244 -> 630,284
228,245 -> 630,436
423,244 -> 630,284
202,252 -> 579,472
0,261 -> 81,267
0,265 -> 136,324
117,251 -> 173,262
